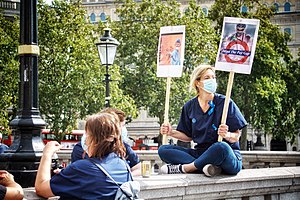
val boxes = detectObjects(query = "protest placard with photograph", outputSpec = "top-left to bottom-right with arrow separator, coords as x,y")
215,17 -> 260,74
157,25 -> 185,77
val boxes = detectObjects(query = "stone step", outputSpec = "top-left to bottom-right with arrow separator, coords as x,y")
24,166 -> 300,200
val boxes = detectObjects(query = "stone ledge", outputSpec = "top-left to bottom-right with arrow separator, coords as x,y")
24,167 -> 300,200
136,166 -> 300,199
56,150 -> 300,170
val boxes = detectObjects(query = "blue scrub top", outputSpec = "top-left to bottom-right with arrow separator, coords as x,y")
50,153 -> 130,200
177,94 -> 247,158
71,142 -> 140,168
0,185 -> 6,200
0,144 -> 9,154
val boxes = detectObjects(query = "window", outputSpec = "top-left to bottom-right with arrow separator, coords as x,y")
284,28 -> 291,35
202,7 -> 208,16
273,3 -> 279,12
284,2 -> 291,12
90,13 -> 96,23
241,5 -> 248,13
100,12 -> 106,22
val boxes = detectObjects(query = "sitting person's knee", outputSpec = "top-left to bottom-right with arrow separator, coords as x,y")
212,142 -> 232,154
158,145 -> 169,155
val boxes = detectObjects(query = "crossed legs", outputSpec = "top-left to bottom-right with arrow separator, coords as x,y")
158,142 -> 242,175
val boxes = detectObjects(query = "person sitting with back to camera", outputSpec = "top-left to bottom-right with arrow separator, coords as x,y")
0,133 -> 9,154
35,113 -> 131,199
159,65 -> 247,177
71,107 -> 141,176
0,170 -> 23,200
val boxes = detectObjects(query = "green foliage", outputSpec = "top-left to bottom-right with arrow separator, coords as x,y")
209,0 -> 298,141
37,0 -> 137,138
1,0 -> 298,144
0,14 -> 19,129
38,0 -> 100,135
1,1 -> 138,141
113,0 -> 218,124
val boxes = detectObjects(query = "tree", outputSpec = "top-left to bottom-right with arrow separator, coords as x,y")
112,0 -> 218,125
37,0 -> 137,140
0,14 -> 19,130
209,0 -> 298,146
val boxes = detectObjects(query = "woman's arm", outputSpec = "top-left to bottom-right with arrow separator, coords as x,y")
0,171 -> 24,200
160,123 -> 192,142
218,124 -> 241,143
4,184 -> 23,200
35,141 -> 61,198
225,129 -> 241,143
130,162 -> 142,176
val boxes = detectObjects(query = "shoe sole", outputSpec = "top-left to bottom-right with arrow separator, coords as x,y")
204,165 -> 221,177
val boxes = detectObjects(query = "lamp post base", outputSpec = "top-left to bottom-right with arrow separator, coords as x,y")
0,129 -> 44,188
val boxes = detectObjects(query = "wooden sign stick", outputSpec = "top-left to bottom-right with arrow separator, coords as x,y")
218,71 -> 235,142
162,76 -> 171,145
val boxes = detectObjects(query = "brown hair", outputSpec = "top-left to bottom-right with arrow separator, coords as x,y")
85,113 -> 126,159
189,65 -> 215,94
100,107 -> 126,123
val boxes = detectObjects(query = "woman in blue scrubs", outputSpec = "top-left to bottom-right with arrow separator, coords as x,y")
35,113 -> 130,199
71,107 -> 141,177
159,65 -> 247,176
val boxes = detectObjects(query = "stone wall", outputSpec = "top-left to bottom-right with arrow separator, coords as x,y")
24,166 -> 300,200
56,150 -> 300,171
135,167 -> 300,200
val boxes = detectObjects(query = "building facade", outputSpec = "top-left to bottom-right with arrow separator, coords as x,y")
0,0 -> 20,20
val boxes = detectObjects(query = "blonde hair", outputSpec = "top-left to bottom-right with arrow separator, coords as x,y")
189,64 -> 215,93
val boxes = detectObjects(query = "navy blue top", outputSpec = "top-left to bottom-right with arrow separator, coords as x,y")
0,185 -> 6,200
177,94 -> 247,158
71,142 -> 140,168
0,144 -> 9,154
50,153 -> 130,200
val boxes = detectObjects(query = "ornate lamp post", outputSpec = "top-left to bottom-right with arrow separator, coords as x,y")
0,0 -> 46,187
95,28 -> 119,107
254,128 -> 267,150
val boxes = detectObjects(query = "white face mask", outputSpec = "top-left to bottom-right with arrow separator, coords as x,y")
201,79 -> 217,94
121,126 -> 128,142
81,134 -> 89,154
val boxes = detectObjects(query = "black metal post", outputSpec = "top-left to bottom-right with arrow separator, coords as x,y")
0,0 -> 46,188
104,44 -> 110,108
96,28 -> 119,108
104,65 -> 110,108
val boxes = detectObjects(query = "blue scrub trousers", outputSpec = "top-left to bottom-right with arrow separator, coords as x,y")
158,142 -> 242,175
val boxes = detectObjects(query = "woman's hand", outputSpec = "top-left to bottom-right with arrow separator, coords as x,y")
218,124 -> 241,143
217,124 -> 228,138
0,170 -> 24,200
43,141 -> 61,157
0,170 -> 14,186
160,123 -> 173,136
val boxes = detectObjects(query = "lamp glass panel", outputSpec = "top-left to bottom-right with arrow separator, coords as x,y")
97,44 -> 117,65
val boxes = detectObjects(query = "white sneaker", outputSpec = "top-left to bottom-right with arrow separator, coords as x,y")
202,164 -> 222,177
160,164 -> 183,174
